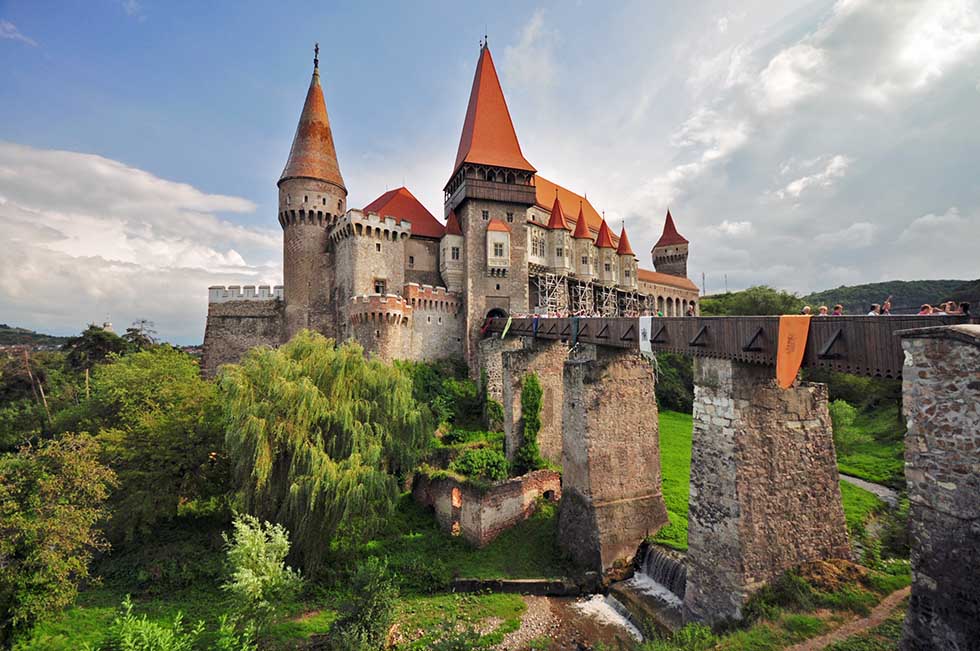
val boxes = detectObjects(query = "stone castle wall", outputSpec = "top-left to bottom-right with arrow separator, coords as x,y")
202,294 -> 285,377
684,358 -> 849,624
899,325 -> 980,651
405,237 -> 442,287
477,336 -> 523,404
501,339 -> 569,464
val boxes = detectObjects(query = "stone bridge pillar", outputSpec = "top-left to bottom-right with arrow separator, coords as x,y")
898,325 -> 980,650
684,358 -> 849,625
558,345 -> 668,572
477,336 -> 522,405
502,338 -> 569,464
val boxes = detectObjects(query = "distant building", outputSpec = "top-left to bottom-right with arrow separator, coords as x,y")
203,44 -> 698,376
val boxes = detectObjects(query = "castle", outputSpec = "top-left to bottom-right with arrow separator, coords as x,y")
202,43 -> 699,377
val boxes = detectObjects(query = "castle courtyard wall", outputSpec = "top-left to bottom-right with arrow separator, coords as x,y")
501,338 -> 569,464
202,295 -> 284,377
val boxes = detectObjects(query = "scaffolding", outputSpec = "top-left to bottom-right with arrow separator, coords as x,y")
597,285 -> 619,317
620,290 -> 640,317
535,272 -> 569,315
571,278 -> 595,316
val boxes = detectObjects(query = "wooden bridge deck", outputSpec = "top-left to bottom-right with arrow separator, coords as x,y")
485,315 -> 978,379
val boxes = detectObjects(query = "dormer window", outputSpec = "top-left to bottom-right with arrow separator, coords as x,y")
451,246 -> 460,260
493,242 -> 504,257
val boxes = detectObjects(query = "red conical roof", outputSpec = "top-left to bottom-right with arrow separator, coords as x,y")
655,209 -> 689,247
444,209 -> 463,236
546,194 -> 569,230
616,226 -> 635,256
572,203 -> 593,240
450,45 -> 535,180
280,62 -> 345,190
363,187 -> 445,238
595,218 -> 616,249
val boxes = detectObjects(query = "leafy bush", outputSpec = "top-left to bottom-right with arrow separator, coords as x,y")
85,596 -> 203,651
388,552 -> 452,594
450,448 -> 509,482
700,286 -> 804,316
485,399 -> 504,432
318,558 -> 397,651
512,373 -> 544,475
221,514 -> 303,632
654,353 -> 693,413
829,399 -> 873,456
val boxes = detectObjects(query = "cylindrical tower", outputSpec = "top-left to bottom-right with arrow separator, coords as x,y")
279,45 -> 347,340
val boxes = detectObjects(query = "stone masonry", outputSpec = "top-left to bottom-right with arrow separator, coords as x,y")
558,346 -> 669,572
478,336 -> 523,404
684,358 -> 850,625
898,325 -> 980,651
201,294 -> 285,378
502,338 -> 569,464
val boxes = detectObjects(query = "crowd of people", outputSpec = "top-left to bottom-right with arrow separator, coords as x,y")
799,296 -> 971,317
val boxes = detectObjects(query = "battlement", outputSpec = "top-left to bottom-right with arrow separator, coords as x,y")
348,293 -> 413,324
403,283 -> 461,313
329,209 -> 412,243
209,285 -> 284,303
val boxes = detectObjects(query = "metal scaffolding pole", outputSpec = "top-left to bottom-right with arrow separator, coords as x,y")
571,278 -> 595,316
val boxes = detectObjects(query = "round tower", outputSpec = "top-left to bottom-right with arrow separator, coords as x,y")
279,44 -> 347,340
651,209 -> 689,279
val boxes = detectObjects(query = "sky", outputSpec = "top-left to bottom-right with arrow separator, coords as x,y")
1,0 -> 978,344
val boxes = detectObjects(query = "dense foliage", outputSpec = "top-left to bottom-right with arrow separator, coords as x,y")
221,332 -> 430,573
700,285 -> 804,316
512,372 -> 544,476
318,558 -> 397,651
0,433 -> 116,645
395,358 -> 481,429
802,278 -> 973,314
654,353 -> 694,413
0,324 -> 70,348
449,448 -> 509,482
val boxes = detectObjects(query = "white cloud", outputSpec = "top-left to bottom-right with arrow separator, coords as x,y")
813,221 -> 875,248
756,43 -> 826,111
118,0 -> 145,20
502,9 -> 557,92
714,220 -> 753,236
775,155 -> 852,200
0,20 -> 37,46
0,143 -> 279,343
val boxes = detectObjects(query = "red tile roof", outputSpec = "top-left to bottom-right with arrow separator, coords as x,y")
616,226 -> 635,256
534,176 -> 607,237
451,45 -> 535,179
546,195 -> 569,230
444,209 -> 463,236
363,187 -> 445,239
637,268 -> 699,292
280,66 -> 345,189
654,209 -> 689,247
487,218 -> 511,232
595,219 -> 616,249
572,203 -> 594,240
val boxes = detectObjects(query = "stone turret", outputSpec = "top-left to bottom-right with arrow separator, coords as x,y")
545,194 -> 572,275
440,210 -> 464,293
571,203 -> 595,281
616,226 -> 637,290
594,218 -> 618,286
651,209 -> 689,279
279,44 -> 347,339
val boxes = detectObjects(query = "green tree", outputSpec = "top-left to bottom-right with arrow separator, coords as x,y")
62,325 -> 131,371
512,372 -> 544,475
450,447 -> 509,482
221,332 -> 429,572
700,286 -> 804,316
319,558 -> 397,651
0,433 -> 116,645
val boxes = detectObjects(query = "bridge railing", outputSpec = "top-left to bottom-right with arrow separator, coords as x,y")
485,315 -> 977,378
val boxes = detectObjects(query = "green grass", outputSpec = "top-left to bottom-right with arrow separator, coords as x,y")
824,598 -> 909,651
394,592 -> 525,649
835,405 -> 905,487
840,480 -> 886,531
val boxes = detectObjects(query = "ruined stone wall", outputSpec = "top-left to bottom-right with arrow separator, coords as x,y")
201,299 -> 285,377
899,325 -> 980,651
684,358 -> 849,625
477,336 -> 523,405
501,338 -> 569,463
405,237 -> 442,287
558,346 -> 668,572
412,470 -> 560,547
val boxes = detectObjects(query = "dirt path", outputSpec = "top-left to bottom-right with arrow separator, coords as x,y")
839,473 -> 899,509
786,586 -> 910,651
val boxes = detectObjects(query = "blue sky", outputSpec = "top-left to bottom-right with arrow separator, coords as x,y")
2,0 -> 979,342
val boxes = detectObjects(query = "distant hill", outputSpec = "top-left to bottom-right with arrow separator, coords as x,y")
0,324 -> 71,348
802,279 -> 978,315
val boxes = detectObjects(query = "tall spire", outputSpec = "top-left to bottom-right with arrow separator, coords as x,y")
655,209 -> 688,247
451,44 -> 535,178
595,218 -> 615,249
572,202 -> 593,240
616,226 -> 635,256
279,45 -> 346,190
546,193 -> 569,230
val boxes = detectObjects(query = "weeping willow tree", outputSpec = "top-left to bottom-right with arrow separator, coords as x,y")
221,331 -> 430,573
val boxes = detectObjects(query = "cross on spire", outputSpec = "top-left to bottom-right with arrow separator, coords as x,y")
314,42 -> 319,70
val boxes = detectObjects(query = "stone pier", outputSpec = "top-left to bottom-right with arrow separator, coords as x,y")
477,336 -> 522,405
684,358 -> 850,624
898,325 -> 980,651
558,346 -> 668,572
502,339 -> 569,464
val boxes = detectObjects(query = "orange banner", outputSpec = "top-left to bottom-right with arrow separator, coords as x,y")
777,315 -> 811,389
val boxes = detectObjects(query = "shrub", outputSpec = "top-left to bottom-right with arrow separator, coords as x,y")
654,353 -> 693,413
512,373 -> 544,475
829,399 -> 872,455
221,513 -> 303,632
319,558 -> 397,651
485,399 -> 504,432
86,595 -> 204,651
450,448 -> 509,482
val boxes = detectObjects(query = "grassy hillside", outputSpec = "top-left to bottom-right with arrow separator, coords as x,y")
802,279 -> 975,314
0,324 -> 70,347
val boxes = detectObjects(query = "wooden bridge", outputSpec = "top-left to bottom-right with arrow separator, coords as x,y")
485,314 -> 977,378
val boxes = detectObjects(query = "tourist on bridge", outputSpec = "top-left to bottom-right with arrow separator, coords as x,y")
832,304 -> 844,315
867,303 -> 881,316
817,306 -> 829,316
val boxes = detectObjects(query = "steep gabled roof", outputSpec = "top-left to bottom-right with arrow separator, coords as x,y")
595,218 -> 616,249
450,45 -> 535,179
280,61 -> 345,190
637,268 -> 699,292
534,176 -> 605,237
444,209 -> 463,236
654,209 -> 689,248
363,187 -> 445,238
546,195 -> 569,230
487,218 -> 511,232
572,203 -> 594,240
616,226 -> 635,256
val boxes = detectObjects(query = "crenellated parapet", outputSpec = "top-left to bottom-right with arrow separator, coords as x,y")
329,209 -> 412,244
209,285 -> 284,303
403,283 -> 461,314
348,293 -> 413,324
